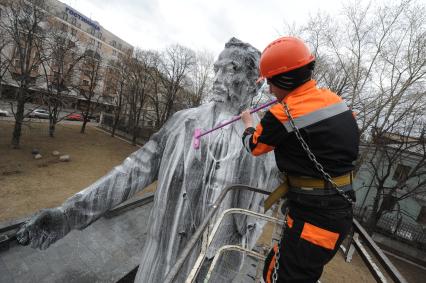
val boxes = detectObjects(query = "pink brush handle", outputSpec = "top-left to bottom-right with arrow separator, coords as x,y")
197,99 -> 278,138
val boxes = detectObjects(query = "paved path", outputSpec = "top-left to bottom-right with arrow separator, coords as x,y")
0,203 -> 153,283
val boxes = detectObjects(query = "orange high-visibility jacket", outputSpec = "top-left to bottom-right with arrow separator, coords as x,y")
242,80 -> 359,178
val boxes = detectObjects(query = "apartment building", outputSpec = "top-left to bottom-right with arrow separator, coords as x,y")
0,0 -> 134,112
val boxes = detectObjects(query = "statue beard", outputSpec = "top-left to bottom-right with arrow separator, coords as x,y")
209,83 -> 253,113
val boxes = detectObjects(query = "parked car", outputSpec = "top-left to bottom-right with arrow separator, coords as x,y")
29,109 -> 49,119
0,109 -> 10,117
88,113 -> 100,123
65,113 -> 84,121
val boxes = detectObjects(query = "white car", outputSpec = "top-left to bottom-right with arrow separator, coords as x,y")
29,109 -> 49,119
0,109 -> 10,117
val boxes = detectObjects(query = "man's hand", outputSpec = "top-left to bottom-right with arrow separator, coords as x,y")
16,208 -> 71,250
240,109 -> 253,128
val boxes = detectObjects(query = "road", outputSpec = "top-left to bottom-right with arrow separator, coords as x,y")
0,99 -> 85,121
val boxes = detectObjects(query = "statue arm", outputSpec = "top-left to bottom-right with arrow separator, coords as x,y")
17,110 -> 187,249
61,108 -> 195,230
61,130 -> 164,230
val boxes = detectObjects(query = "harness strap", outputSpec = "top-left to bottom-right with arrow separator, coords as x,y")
264,172 -> 353,212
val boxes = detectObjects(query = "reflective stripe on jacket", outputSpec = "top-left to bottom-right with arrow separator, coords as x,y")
242,80 -> 359,178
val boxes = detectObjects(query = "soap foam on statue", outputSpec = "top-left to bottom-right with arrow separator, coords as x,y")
17,37 -> 281,282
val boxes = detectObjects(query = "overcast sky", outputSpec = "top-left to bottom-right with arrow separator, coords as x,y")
64,0 -> 345,55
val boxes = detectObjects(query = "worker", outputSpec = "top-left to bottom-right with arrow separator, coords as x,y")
240,37 -> 359,283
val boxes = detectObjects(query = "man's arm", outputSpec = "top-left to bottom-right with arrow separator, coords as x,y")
241,106 -> 289,156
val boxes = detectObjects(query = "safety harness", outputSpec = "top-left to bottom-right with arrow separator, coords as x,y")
264,173 -> 353,211
264,101 -> 354,212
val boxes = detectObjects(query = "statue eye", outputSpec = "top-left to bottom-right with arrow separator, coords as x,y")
228,63 -> 238,72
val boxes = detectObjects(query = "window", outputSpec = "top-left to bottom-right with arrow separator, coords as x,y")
71,28 -> 77,36
97,32 -> 102,39
112,50 -> 117,56
68,39 -> 76,48
417,206 -> 426,224
89,28 -> 95,35
393,164 -> 411,183
61,23 -> 68,32
71,17 -> 77,25
62,12 -> 68,21
82,80 -> 89,86
90,38 -> 95,45
118,43 -> 122,50
111,40 -> 116,47
97,41 -> 102,48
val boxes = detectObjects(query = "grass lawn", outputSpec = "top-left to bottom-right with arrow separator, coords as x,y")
0,121 -> 143,222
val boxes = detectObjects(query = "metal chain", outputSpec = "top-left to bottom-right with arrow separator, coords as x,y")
272,206 -> 288,283
282,102 -> 354,205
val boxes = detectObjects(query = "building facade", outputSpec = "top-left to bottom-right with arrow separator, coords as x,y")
0,0 -> 134,112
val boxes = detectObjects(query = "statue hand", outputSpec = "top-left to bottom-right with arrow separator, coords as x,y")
16,208 -> 71,250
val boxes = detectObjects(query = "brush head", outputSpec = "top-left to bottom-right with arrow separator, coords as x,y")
193,128 -> 201,149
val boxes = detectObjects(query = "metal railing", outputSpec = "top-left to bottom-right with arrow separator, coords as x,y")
185,208 -> 284,282
204,245 -> 265,282
354,205 -> 426,251
345,219 -> 408,283
163,185 -> 271,283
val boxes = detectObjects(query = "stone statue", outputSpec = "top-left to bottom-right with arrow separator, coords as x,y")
17,37 -> 280,282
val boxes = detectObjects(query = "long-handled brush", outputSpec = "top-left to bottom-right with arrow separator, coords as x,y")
193,99 -> 278,149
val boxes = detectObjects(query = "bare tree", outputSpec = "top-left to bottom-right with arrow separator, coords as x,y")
78,49 -> 102,134
158,44 -> 195,124
361,114 -> 426,232
0,14 -> 12,99
39,24 -> 84,137
186,49 -> 214,107
0,0 -> 48,148
282,0 -> 426,233
126,49 -> 152,145
299,1 -> 425,138
107,56 -> 130,138
144,50 -> 165,129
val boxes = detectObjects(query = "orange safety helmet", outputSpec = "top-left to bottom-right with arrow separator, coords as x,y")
258,37 -> 315,82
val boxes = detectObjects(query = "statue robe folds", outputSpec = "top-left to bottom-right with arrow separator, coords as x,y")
59,102 -> 280,282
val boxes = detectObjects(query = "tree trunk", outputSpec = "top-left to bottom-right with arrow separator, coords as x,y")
11,91 -> 26,149
49,120 -> 56,137
366,192 -> 381,234
80,119 -> 87,133
112,112 -> 120,137
132,130 -> 137,145
80,100 -> 92,134
132,122 -> 138,145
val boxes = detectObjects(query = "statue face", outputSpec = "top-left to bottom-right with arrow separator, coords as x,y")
210,47 -> 257,112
